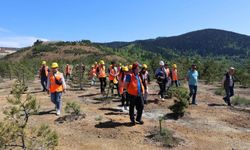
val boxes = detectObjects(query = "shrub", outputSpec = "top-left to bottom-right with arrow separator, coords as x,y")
0,81 -> 58,150
64,102 -> 81,115
168,87 -> 189,118
232,95 -> 250,106
214,88 -> 225,96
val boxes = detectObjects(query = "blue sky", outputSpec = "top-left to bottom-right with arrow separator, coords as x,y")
0,0 -> 250,47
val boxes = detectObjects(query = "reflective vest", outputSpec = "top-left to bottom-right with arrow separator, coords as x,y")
127,74 -> 144,96
109,67 -> 116,81
48,72 -> 64,93
172,69 -> 178,81
89,68 -> 96,78
118,73 -> 125,94
98,66 -> 106,78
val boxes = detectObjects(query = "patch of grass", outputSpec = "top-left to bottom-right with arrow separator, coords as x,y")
232,95 -> 250,106
214,88 -> 225,96
147,128 -> 180,148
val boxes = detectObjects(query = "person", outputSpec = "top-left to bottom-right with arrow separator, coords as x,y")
171,64 -> 179,87
108,61 -> 120,96
222,67 -> 236,106
94,61 -> 99,72
65,64 -> 72,81
96,60 -> 107,94
118,66 -> 130,110
47,62 -> 66,116
125,63 -> 145,125
164,62 -> 171,92
89,65 -> 97,86
139,64 -> 150,104
39,61 -> 49,92
155,61 -> 167,101
187,64 -> 199,105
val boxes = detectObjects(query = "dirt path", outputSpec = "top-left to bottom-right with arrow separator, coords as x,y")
0,79 -> 250,150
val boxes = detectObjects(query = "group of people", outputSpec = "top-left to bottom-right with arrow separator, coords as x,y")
38,59 -> 236,125
88,60 -> 150,125
39,61 -> 67,116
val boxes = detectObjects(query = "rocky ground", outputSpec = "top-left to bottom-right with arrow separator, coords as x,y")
0,78 -> 250,150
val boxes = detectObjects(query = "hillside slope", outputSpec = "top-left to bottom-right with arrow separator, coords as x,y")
102,29 -> 250,57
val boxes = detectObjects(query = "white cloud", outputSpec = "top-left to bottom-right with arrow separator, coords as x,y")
0,36 -> 49,48
0,27 -> 49,48
0,27 -> 11,33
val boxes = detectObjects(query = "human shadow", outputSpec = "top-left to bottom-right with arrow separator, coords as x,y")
29,90 -> 45,94
78,93 -> 100,97
35,109 -> 56,115
95,121 -> 133,128
99,107 -> 123,112
105,112 -> 128,116
208,103 -> 227,107
67,88 -> 86,91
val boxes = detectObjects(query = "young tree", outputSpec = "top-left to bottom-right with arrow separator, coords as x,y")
0,81 -> 58,150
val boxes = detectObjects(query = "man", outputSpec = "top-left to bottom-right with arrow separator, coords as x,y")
125,63 -> 145,125
39,61 -> 49,92
108,61 -> 119,96
65,64 -> 72,81
155,61 -> 167,101
47,62 -> 66,116
139,64 -> 150,104
222,67 -> 236,106
96,60 -> 107,94
187,64 -> 199,105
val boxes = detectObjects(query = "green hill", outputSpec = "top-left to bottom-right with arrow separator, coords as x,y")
101,29 -> 250,57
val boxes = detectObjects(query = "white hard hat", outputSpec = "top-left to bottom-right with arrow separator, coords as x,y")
229,67 -> 235,70
159,61 -> 164,66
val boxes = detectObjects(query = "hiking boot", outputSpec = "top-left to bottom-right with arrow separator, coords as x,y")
136,120 -> 144,125
161,98 -> 165,101
223,97 -> 228,104
227,101 -> 232,106
130,121 -> 136,126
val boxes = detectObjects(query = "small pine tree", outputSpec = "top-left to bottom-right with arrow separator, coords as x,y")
64,102 -> 81,115
168,87 -> 189,118
0,81 -> 58,150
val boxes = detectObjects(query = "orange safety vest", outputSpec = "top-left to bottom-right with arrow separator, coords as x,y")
98,66 -> 106,78
118,73 -> 125,94
109,67 -> 116,81
89,68 -> 96,78
48,72 -> 64,93
65,65 -> 71,74
172,69 -> 178,81
39,66 -> 49,77
127,74 -> 145,96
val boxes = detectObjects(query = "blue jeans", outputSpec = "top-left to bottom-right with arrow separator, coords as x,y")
41,76 -> 47,91
51,92 -> 62,111
224,86 -> 234,104
189,85 -> 197,104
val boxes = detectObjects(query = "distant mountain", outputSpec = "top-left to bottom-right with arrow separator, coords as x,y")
101,29 -> 250,57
